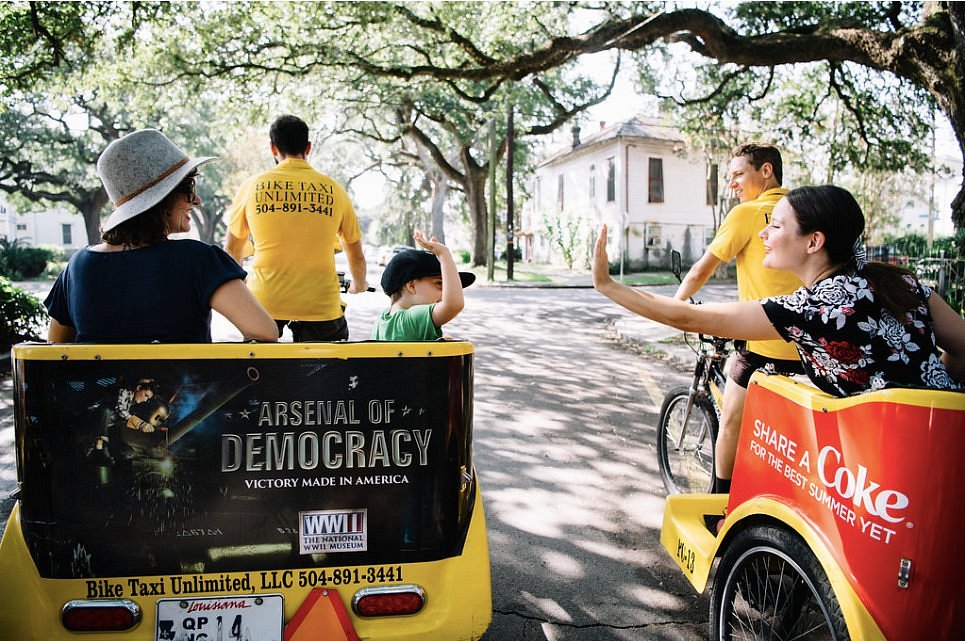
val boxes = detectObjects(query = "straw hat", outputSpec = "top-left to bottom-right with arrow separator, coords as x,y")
98,129 -> 217,232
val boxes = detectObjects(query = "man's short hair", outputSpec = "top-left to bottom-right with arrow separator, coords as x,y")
270,115 -> 310,156
732,142 -> 783,185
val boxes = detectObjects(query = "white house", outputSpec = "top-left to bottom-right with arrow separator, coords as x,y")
524,117 -> 722,270
0,195 -> 86,255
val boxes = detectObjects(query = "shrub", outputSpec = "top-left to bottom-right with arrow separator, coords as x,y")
0,276 -> 47,353
0,239 -> 61,280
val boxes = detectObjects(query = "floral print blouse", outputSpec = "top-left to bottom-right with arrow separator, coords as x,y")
761,271 -> 961,397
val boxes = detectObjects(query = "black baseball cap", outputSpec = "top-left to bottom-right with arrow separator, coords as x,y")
380,249 -> 476,295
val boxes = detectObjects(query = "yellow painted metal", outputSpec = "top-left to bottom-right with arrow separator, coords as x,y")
0,481 -> 492,640
659,494 -> 726,593
11,340 -> 474,362
660,493 -> 886,641
750,372 -> 965,412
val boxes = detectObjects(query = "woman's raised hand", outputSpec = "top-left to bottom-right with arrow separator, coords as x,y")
592,225 -> 613,291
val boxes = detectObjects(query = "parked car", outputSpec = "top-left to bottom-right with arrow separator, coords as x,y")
378,245 -> 412,266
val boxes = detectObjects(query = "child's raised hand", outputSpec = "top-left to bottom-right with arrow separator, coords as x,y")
414,230 -> 447,255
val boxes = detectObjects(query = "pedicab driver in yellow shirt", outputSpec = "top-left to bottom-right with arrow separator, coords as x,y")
674,142 -> 804,495
224,115 -> 369,341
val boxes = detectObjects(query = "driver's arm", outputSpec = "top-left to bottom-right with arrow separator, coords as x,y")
674,250 -> 722,302
342,239 -> 369,294
223,231 -> 249,266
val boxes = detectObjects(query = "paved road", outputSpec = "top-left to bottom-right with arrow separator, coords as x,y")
0,281 -> 739,640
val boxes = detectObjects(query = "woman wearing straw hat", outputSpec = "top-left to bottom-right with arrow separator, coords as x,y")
44,129 -> 278,343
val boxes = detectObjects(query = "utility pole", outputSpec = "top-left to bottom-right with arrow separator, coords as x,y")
506,103 -> 515,280
487,119 -> 497,282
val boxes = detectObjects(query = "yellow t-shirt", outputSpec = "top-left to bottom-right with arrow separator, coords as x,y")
709,187 -> 801,361
225,159 -> 362,321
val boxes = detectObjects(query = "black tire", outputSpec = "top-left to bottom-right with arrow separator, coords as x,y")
657,386 -> 717,494
710,525 -> 850,641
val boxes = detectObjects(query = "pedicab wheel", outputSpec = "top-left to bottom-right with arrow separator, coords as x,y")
657,386 -> 717,494
710,525 -> 850,641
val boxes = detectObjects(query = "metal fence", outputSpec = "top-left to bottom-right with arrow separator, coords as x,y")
866,246 -> 964,314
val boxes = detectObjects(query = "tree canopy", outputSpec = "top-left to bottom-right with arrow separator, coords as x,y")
1,0 -> 962,255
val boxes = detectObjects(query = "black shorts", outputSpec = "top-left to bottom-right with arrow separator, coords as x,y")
275,317 -> 349,342
729,344 -> 804,388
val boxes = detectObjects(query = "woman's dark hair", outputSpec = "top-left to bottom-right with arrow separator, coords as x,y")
785,185 -> 923,322
101,174 -> 194,246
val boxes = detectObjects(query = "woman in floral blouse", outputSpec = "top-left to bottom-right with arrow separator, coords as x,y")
592,184 -> 964,397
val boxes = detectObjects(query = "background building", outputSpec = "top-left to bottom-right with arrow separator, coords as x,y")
524,117 -> 721,271
0,196 -> 85,256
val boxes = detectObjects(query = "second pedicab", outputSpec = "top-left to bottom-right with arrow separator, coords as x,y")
661,371 -> 965,640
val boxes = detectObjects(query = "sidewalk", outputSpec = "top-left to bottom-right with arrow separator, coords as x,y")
465,264 -> 737,367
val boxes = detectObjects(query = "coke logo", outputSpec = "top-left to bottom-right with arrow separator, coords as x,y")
817,445 -> 909,523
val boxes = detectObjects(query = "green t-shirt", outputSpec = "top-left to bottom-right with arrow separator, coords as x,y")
371,304 -> 442,341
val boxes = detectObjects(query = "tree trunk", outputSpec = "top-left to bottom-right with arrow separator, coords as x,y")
79,189 -> 109,246
464,170 -> 488,267
191,206 -> 223,244
429,174 -> 448,243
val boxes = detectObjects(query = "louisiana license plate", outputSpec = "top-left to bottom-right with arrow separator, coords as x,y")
155,594 -> 283,641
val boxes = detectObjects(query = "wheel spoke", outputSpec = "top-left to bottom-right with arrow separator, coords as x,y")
660,394 -> 715,493
719,544 -> 842,641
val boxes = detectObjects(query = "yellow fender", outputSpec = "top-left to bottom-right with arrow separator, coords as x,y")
661,494 -> 886,641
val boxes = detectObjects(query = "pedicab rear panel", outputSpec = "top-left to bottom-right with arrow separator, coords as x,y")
0,341 -> 492,640
730,375 -> 965,641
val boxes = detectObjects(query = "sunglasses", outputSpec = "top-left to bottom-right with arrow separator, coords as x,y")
175,174 -> 201,199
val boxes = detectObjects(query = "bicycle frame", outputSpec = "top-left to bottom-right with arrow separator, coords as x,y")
674,334 -> 728,452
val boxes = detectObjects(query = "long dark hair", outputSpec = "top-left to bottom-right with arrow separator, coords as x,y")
101,173 -> 195,246
784,185 -> 923,322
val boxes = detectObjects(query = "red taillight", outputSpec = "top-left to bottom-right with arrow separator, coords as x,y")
61,599 -> 141,631
352,585 -> 426,617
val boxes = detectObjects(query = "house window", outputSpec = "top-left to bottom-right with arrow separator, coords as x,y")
16,224 -> 27,231
646,223 -> 662,247
589,164 -> 596,199
606,158 -> 615,202
648,158 -> 664,203
62,224 -> 72,245
557,174 -> 565,211
534,176 -> 541,211
706,163 -> 719,206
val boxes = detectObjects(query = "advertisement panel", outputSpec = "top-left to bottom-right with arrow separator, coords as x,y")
15,353 -> 473,579
731,381 -> 965,640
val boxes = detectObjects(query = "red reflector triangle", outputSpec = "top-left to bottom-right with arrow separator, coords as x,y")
284,588 -> 359,641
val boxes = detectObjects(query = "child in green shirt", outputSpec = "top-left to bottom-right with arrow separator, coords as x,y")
372,230 -> 475,341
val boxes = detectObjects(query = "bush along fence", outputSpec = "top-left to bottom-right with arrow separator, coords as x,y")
0,276 -> 47,370
866,245 -> 964,315
0,239 -> 62,280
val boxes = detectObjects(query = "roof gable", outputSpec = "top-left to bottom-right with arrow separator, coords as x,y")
539,117 -> 684,167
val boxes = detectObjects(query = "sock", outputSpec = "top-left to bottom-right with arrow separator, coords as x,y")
714,475 -> 731,494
